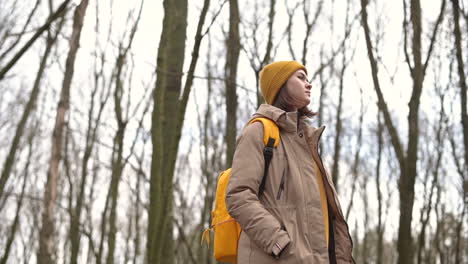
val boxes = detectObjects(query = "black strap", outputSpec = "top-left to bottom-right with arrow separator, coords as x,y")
328,204 -> 337,264
258,137 -> 275,197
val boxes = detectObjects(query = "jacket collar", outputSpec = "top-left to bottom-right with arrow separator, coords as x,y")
253,104 -> 299,133
253,104 -> 327,148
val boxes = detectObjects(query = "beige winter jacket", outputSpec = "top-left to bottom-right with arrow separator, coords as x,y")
226,104 -> 354,264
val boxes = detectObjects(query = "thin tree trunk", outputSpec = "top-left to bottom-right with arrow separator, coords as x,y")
301,0 -> 323,65
196,34 -> 215,264
360,170 -> 369,264
345,86 -> 364,220
417,91 -> 445,264
38,0 -> 89,263
330,0 -> 352,191
376,112 -> 384,264
450,0 -> 468,178
0,15 -> 64,200
69,1 -> 111,261
0,125 -> 35,264
225,0 -> 240,167
105,2 -> 143,262
133,159 -> 142,264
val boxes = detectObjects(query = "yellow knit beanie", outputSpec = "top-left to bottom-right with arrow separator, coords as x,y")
259,61 -> 307,104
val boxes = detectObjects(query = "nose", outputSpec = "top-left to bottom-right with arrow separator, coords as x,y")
305,81 -> 312,90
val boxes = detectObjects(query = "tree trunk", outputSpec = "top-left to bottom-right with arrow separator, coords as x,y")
224,0 -> 240,167
38,0 -> 89,263
105,101 -> 126,264
376,112 -> 384,264
69,33 -> 111,264
450,0 -> 468,183
0,125 -> 35,264
345,87 -> 364,220
148,0 -> 210,262
147,0 -> 187,259
0,14 -> 65,200
360,0 -> 445,263
197,35 -> 216,264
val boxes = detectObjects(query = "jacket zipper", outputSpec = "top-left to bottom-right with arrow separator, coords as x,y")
276,169 -> 286,200
313,127 -> 355,263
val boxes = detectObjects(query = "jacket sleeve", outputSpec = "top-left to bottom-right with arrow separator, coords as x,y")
225,122 -> 290,255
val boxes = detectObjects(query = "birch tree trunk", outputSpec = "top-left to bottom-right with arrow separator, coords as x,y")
38,0 -> 89,263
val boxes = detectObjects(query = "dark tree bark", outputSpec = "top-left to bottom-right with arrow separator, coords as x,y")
224,0 -> 240,167
376,112 -> 384,264
450,0 -> 468,186
359,0 -> 445,263
147,0 -> 210,263
330,0 -> 353,192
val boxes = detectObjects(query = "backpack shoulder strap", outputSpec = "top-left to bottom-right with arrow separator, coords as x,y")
248,117 -> 279,196
248,117 -> 280,147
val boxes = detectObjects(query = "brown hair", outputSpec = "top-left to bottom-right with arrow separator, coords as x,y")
272,84 -> 317,118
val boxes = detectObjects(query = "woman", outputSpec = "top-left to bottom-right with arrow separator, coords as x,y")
226,61 -> 354,263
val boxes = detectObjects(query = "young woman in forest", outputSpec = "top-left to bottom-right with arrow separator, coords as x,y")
226,61 -> 354,263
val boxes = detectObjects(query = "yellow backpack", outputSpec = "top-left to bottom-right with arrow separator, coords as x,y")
201,117 -> 280,263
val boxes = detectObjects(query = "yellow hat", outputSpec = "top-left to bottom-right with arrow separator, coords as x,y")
259,61 -> 307,104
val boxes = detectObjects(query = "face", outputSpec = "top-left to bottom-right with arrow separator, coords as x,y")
284,69 -> 312,110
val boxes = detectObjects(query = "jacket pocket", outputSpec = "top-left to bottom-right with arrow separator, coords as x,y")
276,169 -> 286,200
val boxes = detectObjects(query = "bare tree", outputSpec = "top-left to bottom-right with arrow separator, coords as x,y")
375,112 -> 384,264
0,0 -> 71,81
359,0 -> 446,262
68,0 -> 112,261
450,0 -> 468,176
38,0 -> 90,263
0,4 -> 66,201
345,86 -> 364,220
0,0 -> 40,64
241,0 -> 276,106
0,119 -> 37,264
416,85 -> 447,264
224,0 -> 240,166
147,0 -> 211,262
330,0 -> 355,191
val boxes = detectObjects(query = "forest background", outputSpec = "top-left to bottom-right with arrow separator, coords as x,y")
0,0 -> 466,263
